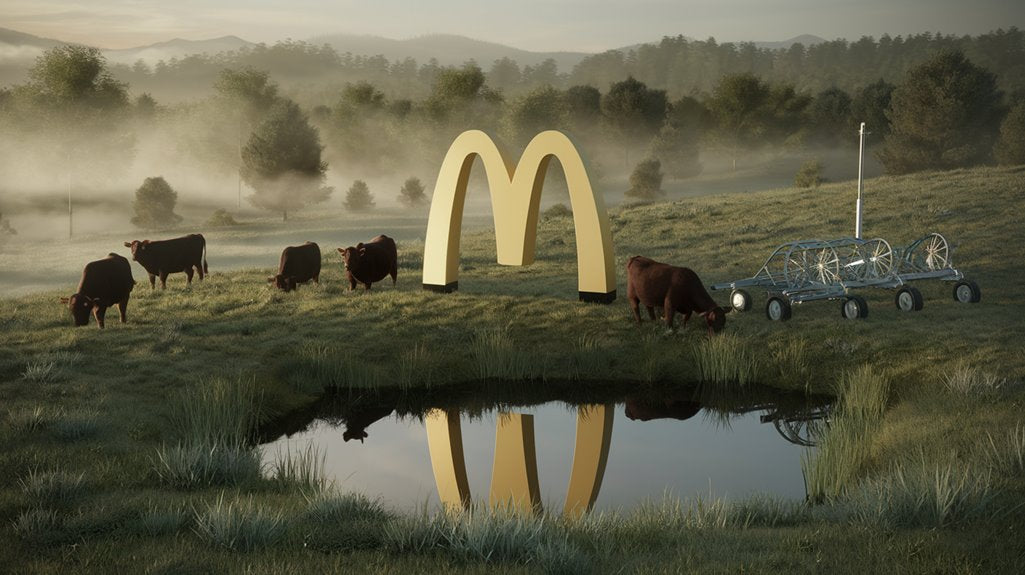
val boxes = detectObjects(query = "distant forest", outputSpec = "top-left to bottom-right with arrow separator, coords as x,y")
107,29 -> 1025,102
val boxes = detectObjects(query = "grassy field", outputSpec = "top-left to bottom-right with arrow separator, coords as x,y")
1,165 -> 1024,573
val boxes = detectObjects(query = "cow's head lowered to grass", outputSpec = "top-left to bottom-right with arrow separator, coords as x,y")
59,293 -> 96,327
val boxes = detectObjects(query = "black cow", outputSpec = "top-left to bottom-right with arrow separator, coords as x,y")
60,253 -> 135,329
268,242 -> 321,292
337,235 -> 397,291
124,234 -> 208,289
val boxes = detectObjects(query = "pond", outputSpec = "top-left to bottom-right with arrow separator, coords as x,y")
258,383 -> 830,514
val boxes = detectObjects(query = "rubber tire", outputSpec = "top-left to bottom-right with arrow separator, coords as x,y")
765,296 -> 792,322
730,289 -> 752,312
841,295 -> 869,319
894,286 -> 924,312
953,280 -> 981,303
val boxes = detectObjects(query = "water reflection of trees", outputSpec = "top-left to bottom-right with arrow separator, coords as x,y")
257,380 -> 832,447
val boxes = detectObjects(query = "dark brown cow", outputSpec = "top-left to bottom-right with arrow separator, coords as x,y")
268,241 -> 321,292
624,396 -> 702,422
60,253 -> 135,329
626,255 -> 731,334
124,233 -> 208,289
337,234 -> 397,291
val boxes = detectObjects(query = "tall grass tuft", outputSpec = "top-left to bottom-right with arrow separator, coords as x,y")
471,327 -> 540,381
166,376 -> 262,447
13,508 -> 63,544
54,410 -> 100,441
192,493 -> 285,551
7,406 -> 49,433
692,332 -> 759,386
943,360 -> 1008,397
769,334 -> 810,385
153,443 -> 261,489
841,460 -> 998,528
304,491 -> 391,524
398,342 -> 434,390
983,422 -> 1025,476
571,333 -> 607,379
266,442 -> 327,493
136,502 -> 190,536
803,366 -> 890,502
19,468 -> 86,507
20,350 -> 80,383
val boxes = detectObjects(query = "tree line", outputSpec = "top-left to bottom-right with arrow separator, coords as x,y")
1,42 -> 1023,225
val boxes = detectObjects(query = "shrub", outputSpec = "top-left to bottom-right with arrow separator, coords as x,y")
345,180 -> 375,211
794,159 -> 824,188
625,158 -> 664,200
131,176 -> 183,229
0,210 -> 15,242
205,208 -> 239,227
995,101 -> 1025,165
542,203 -> 572,220
398,176 -> 427,207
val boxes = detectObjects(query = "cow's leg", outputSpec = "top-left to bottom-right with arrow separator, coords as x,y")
117,297 -> 129,324
159,272 -> 168,290
313,273 -> 320,285
663,296 -> 675,328
391,262 -> 397,286
349,278 -> 357,291
185,267 -> 194,285
682,311 -> 692,327
629,296 -> 641,323
197,261 -> 205,281
94,306 -> 107,329
364,281 -> 373,291
148,274 -> 156,289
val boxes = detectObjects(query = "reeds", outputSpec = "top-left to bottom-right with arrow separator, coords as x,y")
153,443 -> 261,489
942,360 -> 1008,397
983,422 -> 1025,476
470,327 -> 542,382
266,442 -> 328,493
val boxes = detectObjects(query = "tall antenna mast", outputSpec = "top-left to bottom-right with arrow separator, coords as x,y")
855,122 -> 868,239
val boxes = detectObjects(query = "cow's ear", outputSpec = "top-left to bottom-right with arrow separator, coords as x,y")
267,276 -> 275,283
356,242 -> 364,250
123,242 -> 132,248
59,297 -> 70,305
337,248 -> 345,254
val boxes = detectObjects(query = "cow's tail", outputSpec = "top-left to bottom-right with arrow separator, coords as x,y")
202,236 -> 209,274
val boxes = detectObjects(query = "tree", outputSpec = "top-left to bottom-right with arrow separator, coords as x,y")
650,96 -> 709,179
601,77 -> 668,167
995,101 -> 1025,165
706,73 -> 771,169
563,85 -> 601,133
503,85 -> 565,146
807,88 -> 853,146
488,57 -> 522,92
131,177 -> 183,229
879,51 -> 1003,174
241,99 -> 331,220
850,80 -> 895,138
625,158 -> 664,200
0,211 -> 15,244
398,177 -> 427,208
214,67 -> 280,123
345,180 -> 375,211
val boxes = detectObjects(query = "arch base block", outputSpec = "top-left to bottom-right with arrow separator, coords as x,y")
423,282 -> 459,294
579,290 -> 616,304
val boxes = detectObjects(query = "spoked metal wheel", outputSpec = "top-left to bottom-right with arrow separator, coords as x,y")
730,289 -> 752,312
860,238 -> 894,280
766,296 -> 792,322
894,286 -> 924,312
841,295 -> 869,319
906,233 -> 951,272
813,246 -> 842,285
953,279 -> 981,303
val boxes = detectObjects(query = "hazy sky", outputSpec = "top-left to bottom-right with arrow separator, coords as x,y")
2,0 -> 1021,52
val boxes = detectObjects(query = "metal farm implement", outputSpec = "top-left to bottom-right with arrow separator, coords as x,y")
710,233 -> 981,321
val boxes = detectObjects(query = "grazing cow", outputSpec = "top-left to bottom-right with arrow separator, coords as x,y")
268,241 -> 321,292
60,253 -> 135,329
626,255 -> 731,335
342,405 -> 395,443
337,235 -> 397,291
624,396 -> 701,422
124,233 -> 208,289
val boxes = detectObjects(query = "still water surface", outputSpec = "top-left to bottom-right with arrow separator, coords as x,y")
259,386 -> 828,512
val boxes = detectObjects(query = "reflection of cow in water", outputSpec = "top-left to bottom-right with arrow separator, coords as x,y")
342,405 -> 395,442
624,396 -> 701,422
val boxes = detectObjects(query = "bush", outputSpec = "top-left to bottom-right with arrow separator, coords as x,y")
542,203 -> 572,220
131,176 -> 183,229
0,210 -> 15,240
205,208 -> 238,227
625,158 -> 664,200
795,159 -> 824,188
398,177 -> 427,207
995,101 -> 1025,166
345,180 -> 375,211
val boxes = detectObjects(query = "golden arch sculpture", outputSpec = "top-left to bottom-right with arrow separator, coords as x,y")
422,130 -> 617,303
425,404 -> 614,517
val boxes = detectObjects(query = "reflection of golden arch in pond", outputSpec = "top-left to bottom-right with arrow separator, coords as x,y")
425,404 -> 614,517
422,130 -> 617,303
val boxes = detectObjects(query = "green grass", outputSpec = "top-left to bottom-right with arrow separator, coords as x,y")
2,166 -> 1025,572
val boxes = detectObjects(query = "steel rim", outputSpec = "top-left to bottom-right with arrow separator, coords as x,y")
732,292 -> 747,310
843,299 -> 860,319
924,234 -> 949,271
768,300 -> 783,320
898,290 -> 913,311
956,284 -> 973,303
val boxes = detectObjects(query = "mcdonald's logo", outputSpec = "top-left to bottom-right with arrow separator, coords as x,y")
425,404 -> 614,517
421,130 -> 617,303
